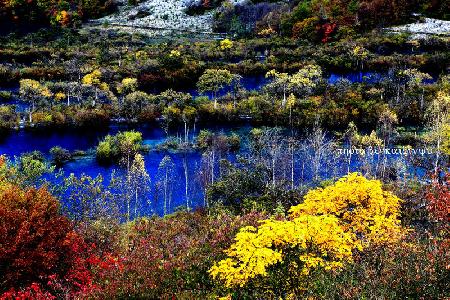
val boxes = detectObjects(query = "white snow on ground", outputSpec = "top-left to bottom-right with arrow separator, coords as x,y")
387,18 -> 450,38
96,0 -> 214,33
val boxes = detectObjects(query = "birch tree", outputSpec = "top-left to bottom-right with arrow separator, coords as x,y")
426,91 -> 450,177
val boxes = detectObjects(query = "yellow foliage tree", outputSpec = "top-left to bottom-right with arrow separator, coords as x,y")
219,38 -> 233,51
169,49 -> 181,57
210,173 -> 404,292
82,69 -> 109,106
19,79 -> 52,123
289,172 -> 404,246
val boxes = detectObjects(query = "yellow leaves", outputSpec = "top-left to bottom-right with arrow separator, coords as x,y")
210,173 -> 404,290
99,82 -> 109,91
442,123 -> 450,155
117,77 -> 138,94
210,214 -> 356,288
55,10 -> 70,26
82,69 -> 102,86
265,69 -> 288,81
40,87 -> 52,98
19,79 -> 52,98
258,28 -> 276,37
219,39 -> 233,51
289,173 -> 403,246
169,50 -> 181,57
54,92 -> 66,102
287,94 -> 296,109
135,50 -> 148,61
122,77 -> 138,88
352,46 -> 369,59
290,64 -> 322,88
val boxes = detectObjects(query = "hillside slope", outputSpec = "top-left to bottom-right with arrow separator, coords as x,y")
95,0 -> 214,33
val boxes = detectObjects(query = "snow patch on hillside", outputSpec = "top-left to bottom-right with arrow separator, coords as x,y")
387,18 -> 450,38
96,0 -> 214,33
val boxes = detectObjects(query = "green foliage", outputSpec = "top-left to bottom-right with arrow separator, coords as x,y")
17,151 -> 54,186
96,131 -> 143,164
0,106 -> 17,133
207,159 -> 303,213
197,69 -> 233,108
196,130 -> 241,152
50,146 -> 72,166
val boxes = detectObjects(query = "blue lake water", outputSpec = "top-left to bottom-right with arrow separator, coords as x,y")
0,124 -> 254,216
0,122 -> 436,218
0,71 -> 440,217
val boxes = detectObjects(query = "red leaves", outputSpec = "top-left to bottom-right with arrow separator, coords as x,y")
79,210 -> 265,298
321,23 -> 337,43
0,185 -> 103,298
0,283 -> 56,300
425,174 -> 450,224
0,187 -> 71,288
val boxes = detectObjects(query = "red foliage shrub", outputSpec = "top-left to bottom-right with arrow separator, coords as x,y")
321,23 -> 337,43
1,283 -> 56,300
426,174 -> 450,225
0,185 -> 113,298
85,210 -> 265,298
0,187 -> 73,289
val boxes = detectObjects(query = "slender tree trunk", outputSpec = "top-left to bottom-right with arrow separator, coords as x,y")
164,170 -> 168,216
134,188 -> 138,219
211,150 -> 215,184
434,135 -> 441,177
420,87 -> 425,110
183,155 -> 189,210
272,156 -> 276,188
396,84 -> 400,104
290,143 -> 294,190
184,121 -> 188,143
347,141 -> 352,174
93,87 -> 98,106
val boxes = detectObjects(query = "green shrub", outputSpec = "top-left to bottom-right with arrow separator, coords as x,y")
96,131 -> 143,165
50,146 -> 72,166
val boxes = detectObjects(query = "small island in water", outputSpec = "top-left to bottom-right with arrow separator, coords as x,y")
0,0 -> 448,299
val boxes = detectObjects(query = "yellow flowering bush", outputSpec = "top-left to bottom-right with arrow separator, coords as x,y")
290,172 -> 403,246
219,39 -> 233,51
210,173 -> 404,290
54,92 -> 66,102
210,215 -> 356,287
82,69 -> 102,86
169,50 -> 181,57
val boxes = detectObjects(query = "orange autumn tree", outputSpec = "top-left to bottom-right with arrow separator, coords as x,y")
210,173 -> 404,294
0,160 -> 96,297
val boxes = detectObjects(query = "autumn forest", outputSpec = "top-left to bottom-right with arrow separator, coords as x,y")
0,0 -> 449,299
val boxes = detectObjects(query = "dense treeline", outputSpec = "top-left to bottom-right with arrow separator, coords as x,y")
0,29 -> 448,133
0,0 -> 117,32
1,0 -> 448,38
213,0 -> 450,39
